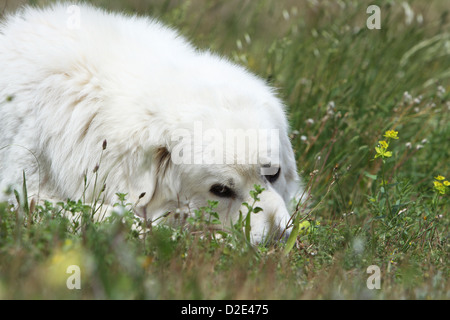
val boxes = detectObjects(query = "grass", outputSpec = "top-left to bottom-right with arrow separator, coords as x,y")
1,0 -> 449,299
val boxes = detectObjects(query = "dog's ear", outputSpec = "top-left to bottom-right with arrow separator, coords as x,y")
154,146 -> 171,177
126,145 -> 173,211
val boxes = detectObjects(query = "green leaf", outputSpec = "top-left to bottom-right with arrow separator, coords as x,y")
253,207 -> 263,213
245,212 -> 252,243
283,223 -> 300,255
364,171 -> 378,180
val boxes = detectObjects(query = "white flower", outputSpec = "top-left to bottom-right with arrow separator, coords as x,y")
244,33 -> 251,44
437,85 -> 445,98
403,91 -> 412,103
327,101 -> 335,110
413,95 -> 422,104
402,2 -> 415,25
236,39 -> 243,50
416,14 -> 423,24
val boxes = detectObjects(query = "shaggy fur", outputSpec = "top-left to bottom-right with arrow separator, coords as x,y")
0,3 -> 301,243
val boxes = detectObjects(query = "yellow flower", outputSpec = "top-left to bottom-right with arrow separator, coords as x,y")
379,140 -> 389,148
374,145 -> 392,158
374,131 -> 399,159
444,181 -> 450,186
433,181 -> 446,195
435,175 -> 445,180
384,130 -> 399,139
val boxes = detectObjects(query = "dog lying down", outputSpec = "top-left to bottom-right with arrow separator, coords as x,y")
0,3 -> 302,244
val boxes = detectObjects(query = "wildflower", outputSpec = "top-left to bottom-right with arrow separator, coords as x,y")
374,148 -> 392,158
236,39 -> 243,50
379,140 -> 389,149
403,91 -> 412,103
433,175 -> 449,194
413,95 -> 422,104
433,181 -> 446,195
375,141 -> 392,159
433,181 -> 443,187
327,101 -> 335,109
437,85 -> 445,98
326,101 -> 335,115
384,130 -> 399,139
374,130 -> 399,160
244,33 -> 251,44
401,2 -> 414,25
417,14 -> 423,24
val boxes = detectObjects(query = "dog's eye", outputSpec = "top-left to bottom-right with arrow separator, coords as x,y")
264,167 -> 281,184
209,184 -> 235,198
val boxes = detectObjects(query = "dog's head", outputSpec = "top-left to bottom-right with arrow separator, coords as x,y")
116,57 -> 301,244
129,100 -> 300,244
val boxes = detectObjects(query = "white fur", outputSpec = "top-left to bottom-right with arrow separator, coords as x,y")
0,3 -> 301,243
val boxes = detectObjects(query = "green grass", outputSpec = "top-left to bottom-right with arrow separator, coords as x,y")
1,0 -> 449,299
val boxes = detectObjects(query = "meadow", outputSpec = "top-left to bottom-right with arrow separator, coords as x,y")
0,0 -> 449,299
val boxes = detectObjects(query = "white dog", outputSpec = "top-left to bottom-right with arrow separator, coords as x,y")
0,3 -> 301,243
